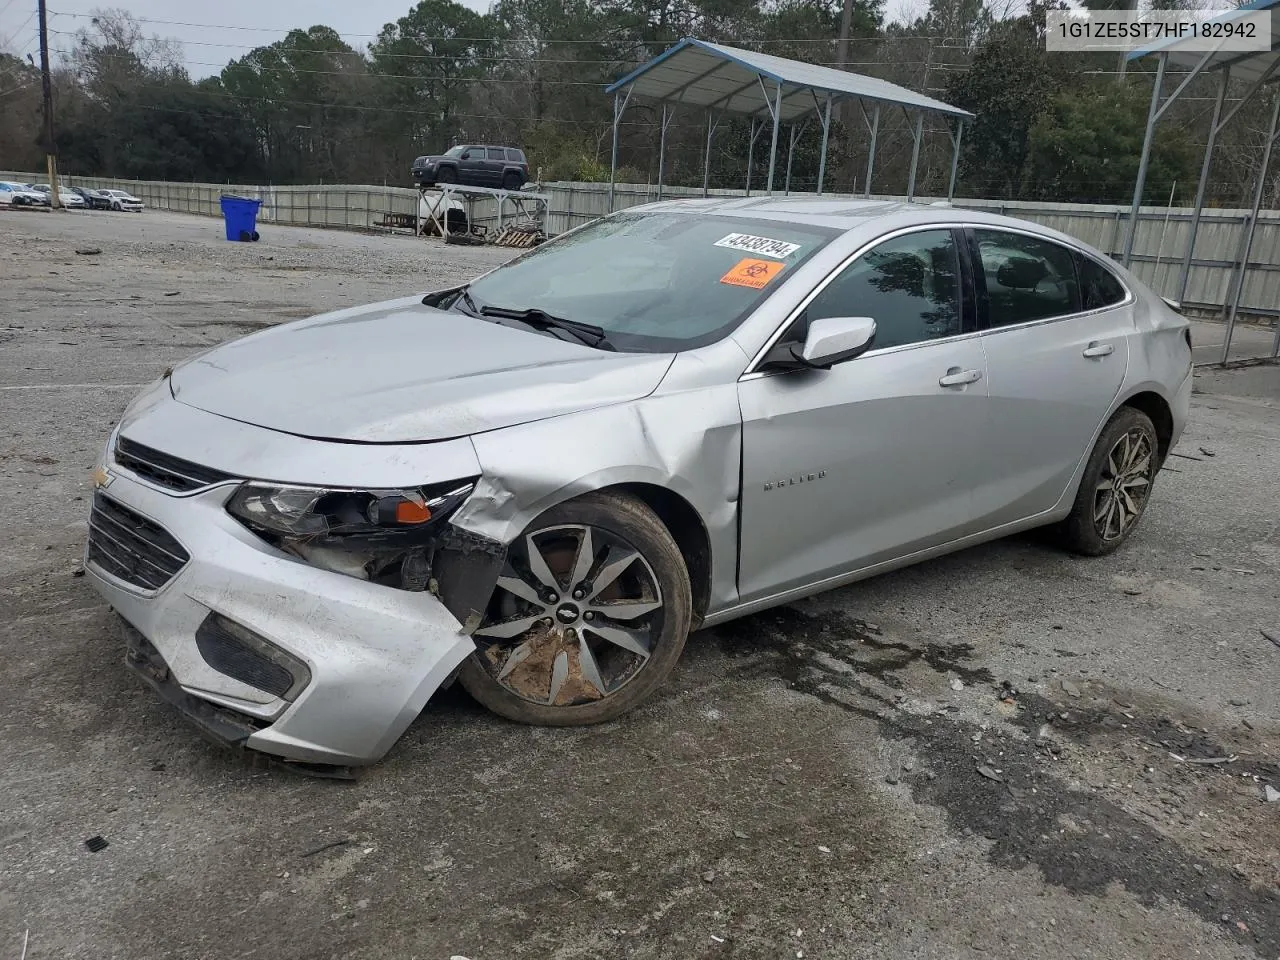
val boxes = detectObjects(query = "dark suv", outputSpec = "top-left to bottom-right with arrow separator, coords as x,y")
412,145 -> 529,190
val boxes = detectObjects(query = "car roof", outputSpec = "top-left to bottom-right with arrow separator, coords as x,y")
627,195 -> 1109,259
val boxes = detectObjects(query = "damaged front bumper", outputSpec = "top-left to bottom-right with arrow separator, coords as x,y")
86,400 -> 505,768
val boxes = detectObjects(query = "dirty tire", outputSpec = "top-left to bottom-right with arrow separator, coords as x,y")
502,172 -> 522,191
1054,406 -> 1159,556
457,491 -> 692,726
436,167 -> 456,184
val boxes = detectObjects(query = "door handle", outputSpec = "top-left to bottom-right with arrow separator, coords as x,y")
1083,342 -> 1115,358
939,367 -> 982,387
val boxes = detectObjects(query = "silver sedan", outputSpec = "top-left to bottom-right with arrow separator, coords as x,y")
86,199 -> 1191,772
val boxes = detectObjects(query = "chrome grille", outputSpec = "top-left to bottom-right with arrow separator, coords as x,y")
87,492 -> 189,591
114,437 -> 233,493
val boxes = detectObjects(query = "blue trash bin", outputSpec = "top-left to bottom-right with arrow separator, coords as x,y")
219,194 -> 262,242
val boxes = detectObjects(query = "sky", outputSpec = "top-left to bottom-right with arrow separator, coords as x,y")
0,0 -> 491,79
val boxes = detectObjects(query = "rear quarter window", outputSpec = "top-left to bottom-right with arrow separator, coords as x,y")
1074,252 -> 1128,310
506,148 -> 524,162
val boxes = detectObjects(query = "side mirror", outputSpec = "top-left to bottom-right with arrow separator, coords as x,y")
799,316 -> 877,367
761,316 -> 877,371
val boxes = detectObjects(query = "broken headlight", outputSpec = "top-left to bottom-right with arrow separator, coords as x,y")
226,480 -> 477,584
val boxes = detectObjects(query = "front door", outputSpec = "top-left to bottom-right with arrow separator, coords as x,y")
737,227 -> 988,602
966,228 -> 1131,528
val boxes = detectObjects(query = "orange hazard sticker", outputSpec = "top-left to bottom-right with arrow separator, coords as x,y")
720,258 -> 785,289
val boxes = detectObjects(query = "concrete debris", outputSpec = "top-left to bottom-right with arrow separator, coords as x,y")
702,870 -> 716,883
949,678 -> 965,691
1061,680 -> 1082,698
1263,785 -> 1280,803
710,935 -> 725,944
817,846 -> 832,854
733,830 -> 748,840
977,765 -> 1003,783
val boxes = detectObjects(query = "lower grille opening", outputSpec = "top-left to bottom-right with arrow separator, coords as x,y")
195,614 -> 311,701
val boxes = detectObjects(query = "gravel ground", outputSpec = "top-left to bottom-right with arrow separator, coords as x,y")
2,207 -> 1278,960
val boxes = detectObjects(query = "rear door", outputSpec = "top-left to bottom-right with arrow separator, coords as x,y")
736,227 -> 989,601
968,228 -> 1131,528
486,147 -> 508,185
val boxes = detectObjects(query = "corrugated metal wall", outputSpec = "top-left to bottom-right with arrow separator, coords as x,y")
5,171 -> 1277,323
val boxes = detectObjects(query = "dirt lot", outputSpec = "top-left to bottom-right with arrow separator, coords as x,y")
2,208 -> 1278,960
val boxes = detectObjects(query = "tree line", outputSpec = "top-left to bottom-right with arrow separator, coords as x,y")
0,0 -> 1274,206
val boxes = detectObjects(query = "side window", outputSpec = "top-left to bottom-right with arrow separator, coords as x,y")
459,147 -> 475,160
506,148 -> 523,161
1075,252 -> 1127,310
486,147 -> 506,161
974,229 -> 1080,327
803,229 -> 962,351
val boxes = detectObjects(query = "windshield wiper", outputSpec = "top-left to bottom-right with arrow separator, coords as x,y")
480,305 -> 614,350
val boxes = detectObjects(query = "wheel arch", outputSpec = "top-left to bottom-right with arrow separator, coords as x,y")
1116,388 -> 1175,463
606,482 -> 712,629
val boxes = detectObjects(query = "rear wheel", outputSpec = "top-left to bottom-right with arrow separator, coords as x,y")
502,172 -> 522,191
457,491 -> 692,726
1054,407 -> 1158,556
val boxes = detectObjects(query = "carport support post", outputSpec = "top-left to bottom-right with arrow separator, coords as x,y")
702,108 -> 716,197
656,103 -> 674,200
947,121 -> 963,201
765,80 -> 782,193
608,87 -> 632,214
746,118 -> 758,195
817,94 -> 832,196
864,104 -> 880,199
1177,68 -> 1229,304
1124,52 -> 1167,267
1223,93 -> 1280,365
906,111 -> 923,201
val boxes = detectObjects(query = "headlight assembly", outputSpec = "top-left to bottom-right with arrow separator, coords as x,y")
226,480 -> 476,541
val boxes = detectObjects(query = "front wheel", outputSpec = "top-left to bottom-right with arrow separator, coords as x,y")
457,491 -> 692,726
436,167 -> 456,184
111,201 -> 121,211
1054,407 -> 1159,556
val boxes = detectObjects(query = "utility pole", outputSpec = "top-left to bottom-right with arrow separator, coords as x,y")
37,0 -> 61,208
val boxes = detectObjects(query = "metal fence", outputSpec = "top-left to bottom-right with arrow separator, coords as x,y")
6,170 -> 1277,358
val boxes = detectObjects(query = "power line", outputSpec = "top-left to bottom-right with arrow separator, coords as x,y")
2,7 -> 37,48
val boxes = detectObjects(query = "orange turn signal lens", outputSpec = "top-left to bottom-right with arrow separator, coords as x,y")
394,500 -> 432,524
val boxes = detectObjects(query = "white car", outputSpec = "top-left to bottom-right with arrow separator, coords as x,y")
102,189 -> 144,212
31,184 -> 86,209
0,181 -> 49,206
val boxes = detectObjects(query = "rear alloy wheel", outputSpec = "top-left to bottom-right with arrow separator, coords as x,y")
457,491 -> 691,725
1055,407 -> 1158,556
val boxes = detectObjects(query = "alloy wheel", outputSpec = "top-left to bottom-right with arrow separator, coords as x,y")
1093,428 -> 1154,542
473,524 -> 664,707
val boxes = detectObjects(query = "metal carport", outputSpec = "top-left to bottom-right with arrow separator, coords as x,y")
1125,0 -> 1280,363
604,38 -> 973,211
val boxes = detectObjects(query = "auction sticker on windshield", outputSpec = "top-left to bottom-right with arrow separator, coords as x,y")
720,258 -> 786,289
715,233 -> 801,259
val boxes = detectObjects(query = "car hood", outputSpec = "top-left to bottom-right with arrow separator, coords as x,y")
169,296 -> 675,443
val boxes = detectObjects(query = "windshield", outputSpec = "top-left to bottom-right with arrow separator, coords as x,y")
444,145 -> 466,158
462,212 -> 835,352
